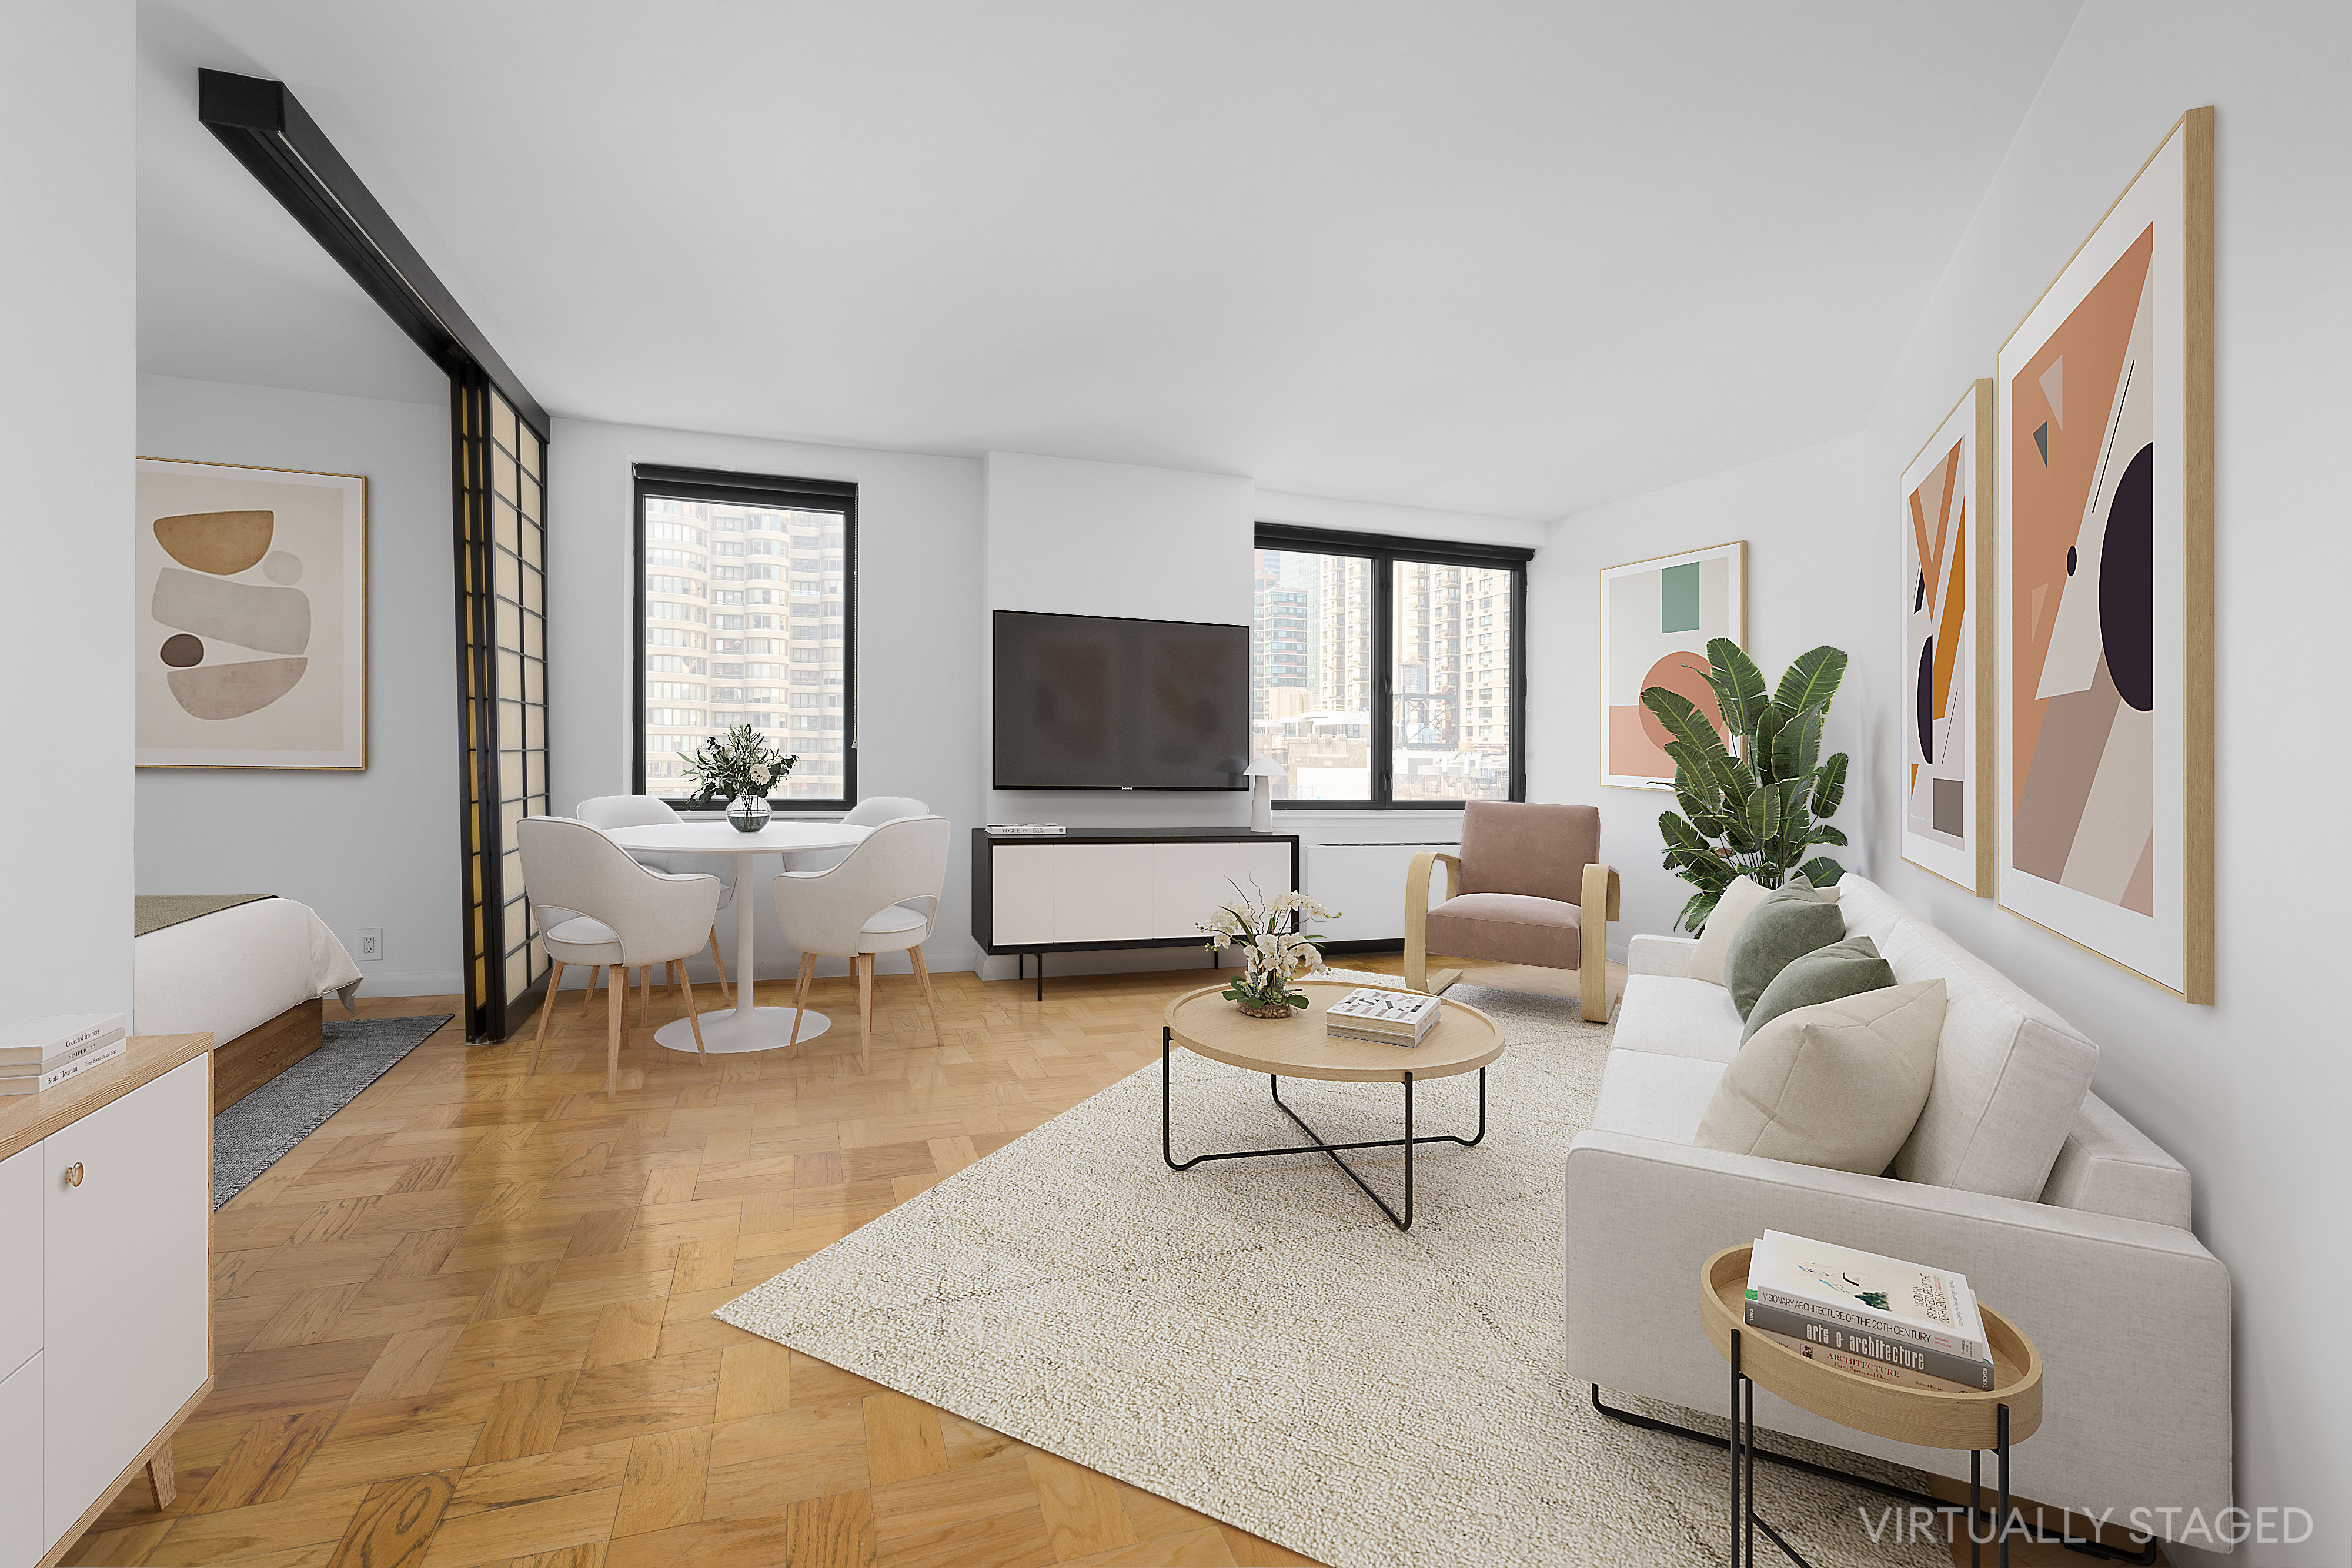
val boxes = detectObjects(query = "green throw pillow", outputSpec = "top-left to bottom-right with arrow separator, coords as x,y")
1740,935 -> 1896,1042
1722,885 -> 1846,1020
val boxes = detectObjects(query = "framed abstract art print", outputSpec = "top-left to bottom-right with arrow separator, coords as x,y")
1599,541 -> 1745,789
1900,380 -> 1996,895
136,457 -> 369,770
1996,108 -> 2212,1001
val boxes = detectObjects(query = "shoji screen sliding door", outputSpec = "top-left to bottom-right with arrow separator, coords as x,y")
453,370 -> 552,1040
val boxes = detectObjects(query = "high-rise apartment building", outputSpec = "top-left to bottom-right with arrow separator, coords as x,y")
1250,547 -> 1511,804
640,498 -> 850,800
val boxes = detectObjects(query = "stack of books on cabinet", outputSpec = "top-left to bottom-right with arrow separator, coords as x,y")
0,1013 -> 127,1096
1743,1229 -> 1996,1391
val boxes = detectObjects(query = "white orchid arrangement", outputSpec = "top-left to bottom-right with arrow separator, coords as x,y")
1198,885 -> 1341,1014
680,722 -> 797,805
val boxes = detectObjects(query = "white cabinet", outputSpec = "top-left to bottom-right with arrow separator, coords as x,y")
41,1057 -> 211,1553
0,1144 -> 39,1381
990,844 -> 1056,946
1151,841 -> 1294,938
978,832 -> 1299,954
1051,845 -> 1156,942
0,1039 -> 211,1568
0,1354 -> 39,1568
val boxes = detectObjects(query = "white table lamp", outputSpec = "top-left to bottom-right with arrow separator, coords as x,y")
1244,757 -> 1282,833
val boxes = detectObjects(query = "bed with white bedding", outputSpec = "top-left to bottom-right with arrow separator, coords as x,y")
135,895 -> 363,1109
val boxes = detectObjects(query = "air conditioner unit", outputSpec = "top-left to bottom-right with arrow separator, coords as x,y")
1302,839 -> 1460,944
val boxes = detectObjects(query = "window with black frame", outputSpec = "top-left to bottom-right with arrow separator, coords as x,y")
1251,524 -> 1529,808
632,466 -> 856,808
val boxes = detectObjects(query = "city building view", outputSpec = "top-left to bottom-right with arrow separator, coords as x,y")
1251,547 -> 1514,803
640,496 -> 851,801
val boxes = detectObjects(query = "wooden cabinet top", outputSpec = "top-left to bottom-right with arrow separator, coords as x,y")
0,1035 -> 211,1163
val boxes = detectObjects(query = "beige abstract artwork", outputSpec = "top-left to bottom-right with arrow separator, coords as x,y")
136,458 -> 367,770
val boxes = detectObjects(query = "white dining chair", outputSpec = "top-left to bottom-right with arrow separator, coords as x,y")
771,814 -> 949,1071
576,794 -> 737,1010
842,795 -> 928,827
519,816 -> 723,1093
799,795 -> 930,875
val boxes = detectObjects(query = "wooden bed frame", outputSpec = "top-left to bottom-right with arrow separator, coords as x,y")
213,998 -> 324,1113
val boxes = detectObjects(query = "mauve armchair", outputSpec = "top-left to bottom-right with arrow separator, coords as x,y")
1403,800 -> 1621,1021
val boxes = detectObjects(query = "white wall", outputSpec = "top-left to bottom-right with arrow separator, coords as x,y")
1857,5 -> 2350,1560
1528,434 -> 1876,948
547,419 -> 984,981
1525,6 -> 2348,1554
975,457 -> 1543,979
974,453 -> 1258,977
134,375 -> 459,994
0,2 -> 135,1023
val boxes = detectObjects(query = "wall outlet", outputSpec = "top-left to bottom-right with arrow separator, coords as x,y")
358,927 -> 383,962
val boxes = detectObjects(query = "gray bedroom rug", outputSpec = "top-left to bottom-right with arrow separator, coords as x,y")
714,982 -> 1938,1568
213,1013 -> 451,1208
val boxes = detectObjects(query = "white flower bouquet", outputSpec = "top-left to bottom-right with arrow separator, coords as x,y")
680,722 -> 797,805
1197,887 -> 1342,1018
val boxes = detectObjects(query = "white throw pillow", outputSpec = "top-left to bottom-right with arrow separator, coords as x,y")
1693,980 -> 1946,1173
1688,875 -> 1814,987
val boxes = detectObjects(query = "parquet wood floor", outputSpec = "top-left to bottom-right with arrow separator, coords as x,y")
64,955 -> 1622,1568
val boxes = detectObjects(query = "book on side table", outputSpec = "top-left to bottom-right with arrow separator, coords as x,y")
1325,988 -> 1441,1045
1744,1229 -> 1996,1391
0,1011 -> 129,1096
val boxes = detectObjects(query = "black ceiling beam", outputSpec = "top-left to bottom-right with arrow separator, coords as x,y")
198,68 -> 550,437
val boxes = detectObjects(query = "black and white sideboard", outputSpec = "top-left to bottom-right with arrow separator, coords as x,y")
970,827 -> 1301,997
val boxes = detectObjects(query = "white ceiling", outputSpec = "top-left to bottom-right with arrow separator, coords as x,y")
137,1 -> 2081,519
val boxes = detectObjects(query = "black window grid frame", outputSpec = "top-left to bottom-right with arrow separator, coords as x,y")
1254,522 -> 1532,811
632,464 -> 858,811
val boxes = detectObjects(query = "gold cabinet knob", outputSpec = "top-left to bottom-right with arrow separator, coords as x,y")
64,1162 -> 83,1188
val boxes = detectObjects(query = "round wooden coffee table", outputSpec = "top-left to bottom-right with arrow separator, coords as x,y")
1160,978 -> 1505,1231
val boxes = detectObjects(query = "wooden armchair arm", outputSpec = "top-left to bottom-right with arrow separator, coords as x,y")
1581,861 -> 1621,921
1403,851 -> 1460,993
1579,862 -> 1621,1022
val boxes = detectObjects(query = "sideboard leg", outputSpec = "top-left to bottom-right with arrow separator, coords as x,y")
145,1439 -> 176,1510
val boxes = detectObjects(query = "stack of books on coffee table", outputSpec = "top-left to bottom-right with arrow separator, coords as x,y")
1743,1229 -> 1996,1391
0,1013 -> 128,1097
1325,988 -> 1442,1045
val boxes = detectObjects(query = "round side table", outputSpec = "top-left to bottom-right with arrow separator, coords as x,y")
1699,1243 -> 2044,1568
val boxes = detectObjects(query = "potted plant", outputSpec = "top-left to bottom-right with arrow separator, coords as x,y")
1639,639 -> 1849,932
1198,888 -> 1341,1018
679,723 -> 799,833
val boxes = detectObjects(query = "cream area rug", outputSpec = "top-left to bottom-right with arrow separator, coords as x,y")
716,979 -> 1939,1567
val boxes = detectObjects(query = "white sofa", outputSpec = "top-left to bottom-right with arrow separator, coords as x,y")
1563,875 -> 2231,1548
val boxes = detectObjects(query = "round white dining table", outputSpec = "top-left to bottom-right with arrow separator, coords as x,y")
604,820 -> 871,1055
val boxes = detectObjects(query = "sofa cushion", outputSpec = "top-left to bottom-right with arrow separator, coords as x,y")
1611,975 -> 1744,1063
1723,886 -> 1846,1019
1832,877 -> 2103,1199
1424,892 -> 1580,969
1740,934 -> 1895,1042
1688,875 -> 1814,987
1695,980 -> 1945,1173
1591,1050 -> 1725,1144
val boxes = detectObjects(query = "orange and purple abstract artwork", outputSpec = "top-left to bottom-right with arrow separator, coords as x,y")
2007,225 -> 2157,917
1903,438 -> 1968,849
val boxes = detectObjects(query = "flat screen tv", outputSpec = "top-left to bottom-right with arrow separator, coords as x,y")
994,610 -> 1249,790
